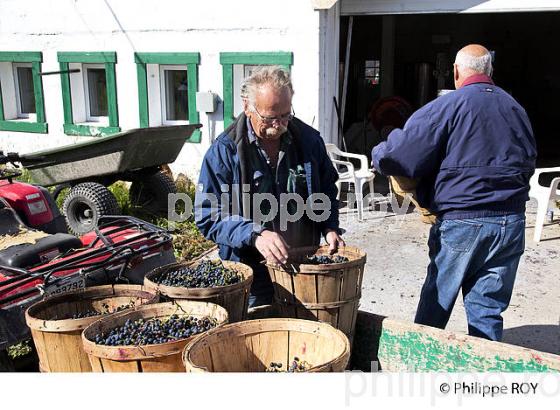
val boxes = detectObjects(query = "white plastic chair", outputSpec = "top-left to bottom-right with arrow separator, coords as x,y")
528,167 -> 560,242
325,143 -> 375,221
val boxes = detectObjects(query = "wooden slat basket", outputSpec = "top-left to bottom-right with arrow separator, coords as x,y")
81,300 -> 228,372
183,318 -> 350,372
144,260 -> 253,322
266,245 -> 366,342
25,284 -> 158,372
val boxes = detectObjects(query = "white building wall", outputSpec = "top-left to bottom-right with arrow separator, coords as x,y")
0,0 -> 322,180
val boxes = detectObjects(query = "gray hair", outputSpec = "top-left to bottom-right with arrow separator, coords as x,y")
240,65 -> 294,106
455,49 -> 493,76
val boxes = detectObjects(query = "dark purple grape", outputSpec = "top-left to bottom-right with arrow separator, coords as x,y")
305,255 -> 349,265
155,260 -> 242,288
92,314 -> 218,346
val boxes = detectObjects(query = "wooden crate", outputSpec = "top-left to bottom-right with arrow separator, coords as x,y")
266,245 -> 366,342
351,311 -> 560,372
183,318 -> 350,372
82,300 -> 228,372
25,285 -> 158,372
144,260 -> 253,322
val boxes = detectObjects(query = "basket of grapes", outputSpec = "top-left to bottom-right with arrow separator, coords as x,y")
266,245 -> 366,342
183,318 -> 350,372
144,259 -> 253,322
25,284 -> 158,372
81,300 -> 228,372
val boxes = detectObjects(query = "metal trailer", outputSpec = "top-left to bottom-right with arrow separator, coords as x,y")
18,124 -> 201,234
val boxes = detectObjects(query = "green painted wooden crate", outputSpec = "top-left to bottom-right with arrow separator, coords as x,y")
351,311 -> 560,372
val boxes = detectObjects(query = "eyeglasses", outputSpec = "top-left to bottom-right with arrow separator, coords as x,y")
251,105 -> 295,124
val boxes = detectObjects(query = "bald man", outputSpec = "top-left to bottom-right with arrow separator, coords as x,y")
372,44 -> 536,341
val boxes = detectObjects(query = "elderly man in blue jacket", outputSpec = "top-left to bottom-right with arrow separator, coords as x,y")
195,66 -> 344,308
372,44 -> 536,341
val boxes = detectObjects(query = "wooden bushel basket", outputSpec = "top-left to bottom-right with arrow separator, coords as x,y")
183,318 -> 350,372
82,300 -> 228,372
25,284 -> 158,372
266,245 -> 366,342
144,260 -> 253,322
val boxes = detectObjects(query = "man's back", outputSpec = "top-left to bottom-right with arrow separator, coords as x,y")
374,81 -> 537,217
424,83 -> 537,217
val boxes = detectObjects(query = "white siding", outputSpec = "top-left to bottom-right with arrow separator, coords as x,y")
0,0 -> 322,181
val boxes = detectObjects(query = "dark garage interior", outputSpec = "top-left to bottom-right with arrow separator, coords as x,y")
340,12 -> 560,167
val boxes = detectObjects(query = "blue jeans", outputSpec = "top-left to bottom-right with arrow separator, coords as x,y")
414,213 -> 526,341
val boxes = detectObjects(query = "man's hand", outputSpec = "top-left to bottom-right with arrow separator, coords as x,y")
325,229 -> 345,254
254,230 -> 290,264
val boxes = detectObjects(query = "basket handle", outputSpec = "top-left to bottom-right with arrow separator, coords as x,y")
274,294 -> 361,310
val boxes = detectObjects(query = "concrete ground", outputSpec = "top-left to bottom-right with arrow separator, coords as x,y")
341,191 -> 560,355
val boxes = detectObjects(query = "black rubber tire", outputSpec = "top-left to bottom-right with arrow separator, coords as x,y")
129,171 -> 177,217
62,182 -> 120,235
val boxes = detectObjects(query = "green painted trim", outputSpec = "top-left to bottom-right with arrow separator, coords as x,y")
105,62 -> 119,128
134,52 -> 200,65
219,52 -> 293,65
222,63 -> 234,128
59,62 -> 74,125
0,121 -> 47,133
57,51 -> 117,64
0,53 -> 47,131
186,63 -> 200,139
0,81 -> 4,121
219,52 -> 293,128
187,129 -> 201,143
58,59 -> 119,134
31,61 -> 46,124
0,52 -> 42,63
133,52 -> 201,142
136,63 -> 149,128
378,329 -> 558,372
63,123 -> 120,137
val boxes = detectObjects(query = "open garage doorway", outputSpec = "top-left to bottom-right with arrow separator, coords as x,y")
339,11 -> 560,167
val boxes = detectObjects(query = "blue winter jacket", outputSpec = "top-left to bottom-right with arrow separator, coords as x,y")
372,81 -> 537,218
195,114 -> 340,262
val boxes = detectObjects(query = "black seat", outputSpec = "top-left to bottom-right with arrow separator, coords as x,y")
0,233 -> 83,271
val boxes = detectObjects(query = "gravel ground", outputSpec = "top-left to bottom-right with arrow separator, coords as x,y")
341,195 -> 560,355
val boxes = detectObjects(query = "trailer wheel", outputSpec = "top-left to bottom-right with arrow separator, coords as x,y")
129,171 -> 177,217
63,182 -> 120,235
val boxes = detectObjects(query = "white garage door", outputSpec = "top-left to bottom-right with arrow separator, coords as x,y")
340,0 -> 560,15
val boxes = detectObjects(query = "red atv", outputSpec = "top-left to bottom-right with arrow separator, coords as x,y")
0,154 -> 176,358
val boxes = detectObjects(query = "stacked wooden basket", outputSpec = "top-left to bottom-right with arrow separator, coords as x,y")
24,245 -> 365,372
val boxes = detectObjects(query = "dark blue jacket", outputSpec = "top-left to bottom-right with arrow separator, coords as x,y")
195,114 -> 340,262
372,81 -> 537,218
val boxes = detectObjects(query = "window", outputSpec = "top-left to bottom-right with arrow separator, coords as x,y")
57,52 -> 119,137
160,65 -> 188,124
0,51 -> 47,133
83,64 -> 108,121
220,52 -> 293,128
232,64 -> 259,116
365,60 -> 380,85
134,53 -> 200,142
13,64 -> 36,119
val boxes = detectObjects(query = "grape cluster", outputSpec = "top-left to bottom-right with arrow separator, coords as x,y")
71,310 -> 102,319
266,357 -> 312,372
155,260 -> 242,288
92,314 -> 217,346
305,255 -> 349,265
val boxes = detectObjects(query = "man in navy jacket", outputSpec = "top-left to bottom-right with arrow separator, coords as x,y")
195,66 -> 344,308
372,44 -> 536,340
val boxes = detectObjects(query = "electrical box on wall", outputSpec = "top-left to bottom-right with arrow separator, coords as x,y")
196,92 -> 218,113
